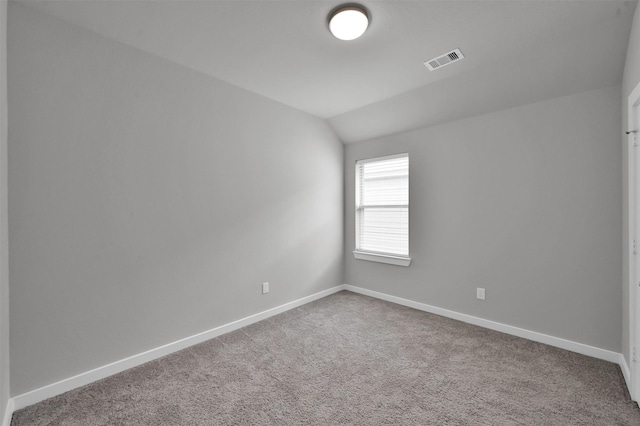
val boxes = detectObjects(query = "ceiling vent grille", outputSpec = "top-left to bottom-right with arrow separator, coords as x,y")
424,48 -> 464,71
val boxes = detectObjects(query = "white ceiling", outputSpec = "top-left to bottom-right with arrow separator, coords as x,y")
16,0 -> 638,143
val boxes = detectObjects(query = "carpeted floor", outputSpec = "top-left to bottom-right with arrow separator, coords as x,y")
12,291 -> 640,425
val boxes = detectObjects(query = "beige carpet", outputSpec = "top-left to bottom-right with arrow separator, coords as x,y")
12,291 -> 640,425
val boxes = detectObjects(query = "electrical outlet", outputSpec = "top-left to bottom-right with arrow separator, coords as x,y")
262,282 -> 269,294
476,288 -> 486,300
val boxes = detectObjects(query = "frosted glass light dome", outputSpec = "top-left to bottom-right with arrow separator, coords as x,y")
329,6 -> 369,41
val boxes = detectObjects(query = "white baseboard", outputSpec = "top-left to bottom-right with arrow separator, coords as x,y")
6,283 -> 632,420
343,285 -> 623,365
9,284 -> 346,413
619,354 -> 632,396
345,284 -> 636,399
2,398 -> 13,426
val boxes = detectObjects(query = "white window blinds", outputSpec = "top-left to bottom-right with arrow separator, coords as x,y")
355,154 -> 409,257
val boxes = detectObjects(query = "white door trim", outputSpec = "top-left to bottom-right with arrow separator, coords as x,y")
628,79 -> 640,402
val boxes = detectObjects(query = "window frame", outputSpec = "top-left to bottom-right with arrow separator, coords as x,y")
353,153 -> 411,267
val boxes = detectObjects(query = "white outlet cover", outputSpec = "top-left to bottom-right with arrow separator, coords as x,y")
477,288 -> 485,300
262,282 -> 269,294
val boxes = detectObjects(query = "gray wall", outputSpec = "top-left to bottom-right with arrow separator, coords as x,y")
345,85 -> 622,352
0,0 -> 9,419
8,3 -> 343,395
622,1 -> 640,372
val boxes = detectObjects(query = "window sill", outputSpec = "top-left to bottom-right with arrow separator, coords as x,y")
353,251 -> 412,267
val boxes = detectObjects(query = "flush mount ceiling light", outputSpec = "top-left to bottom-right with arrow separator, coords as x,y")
328,4 -> 369,41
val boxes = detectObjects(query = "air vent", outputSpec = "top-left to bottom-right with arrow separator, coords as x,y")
424,48 -> 464,71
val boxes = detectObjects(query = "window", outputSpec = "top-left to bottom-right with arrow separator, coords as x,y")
354,153 -> 410,267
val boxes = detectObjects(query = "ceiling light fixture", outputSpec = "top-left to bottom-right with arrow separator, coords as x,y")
328,4 -> 369,41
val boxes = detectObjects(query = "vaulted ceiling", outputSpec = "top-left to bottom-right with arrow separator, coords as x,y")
17,0 -> 638,143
